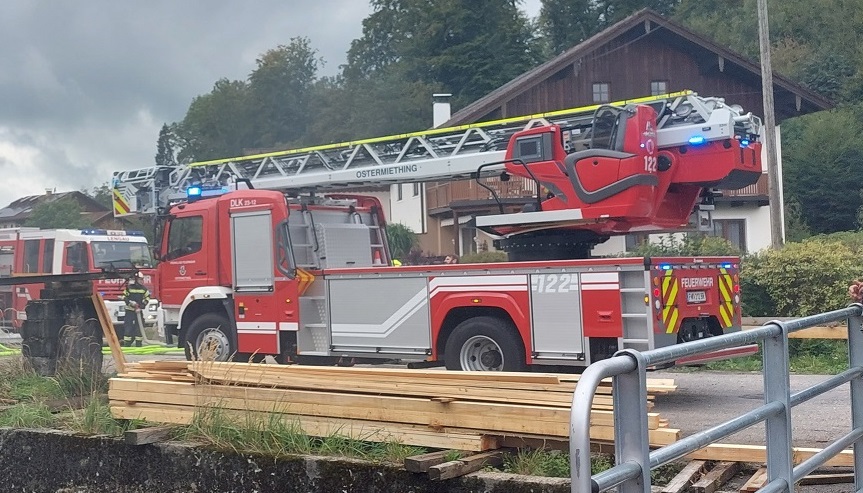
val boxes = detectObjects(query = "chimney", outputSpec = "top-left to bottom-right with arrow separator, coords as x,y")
432,93 -> 452,128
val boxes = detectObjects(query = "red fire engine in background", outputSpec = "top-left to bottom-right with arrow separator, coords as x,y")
112,91 -> 759,370
0,228 -> 159,332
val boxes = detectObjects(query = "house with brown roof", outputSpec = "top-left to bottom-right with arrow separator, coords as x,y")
0,190 -> 123,230
390,9 -> 831,256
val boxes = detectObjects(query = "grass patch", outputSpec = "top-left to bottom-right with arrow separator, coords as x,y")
700,339 -> 849,374
65,395 -> 127,436
183,406 -> 426,464
0,403 -> 56,428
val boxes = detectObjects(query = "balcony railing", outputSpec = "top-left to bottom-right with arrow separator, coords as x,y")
720,173 -> 769,198
426,173 -> 769,211
426,176 -> 537,211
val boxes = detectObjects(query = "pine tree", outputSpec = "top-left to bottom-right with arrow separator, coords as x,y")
155,124 -> 177,167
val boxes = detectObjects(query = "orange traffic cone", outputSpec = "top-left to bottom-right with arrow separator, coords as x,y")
373,251 -> 383,265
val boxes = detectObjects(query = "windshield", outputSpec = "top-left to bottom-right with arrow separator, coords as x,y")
91,241 -> 154,269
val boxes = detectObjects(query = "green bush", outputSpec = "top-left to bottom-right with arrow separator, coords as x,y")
623,234 -> 739,257
460,251 -> 508,263
741,240 -> 862,317
804,231 -> 863,255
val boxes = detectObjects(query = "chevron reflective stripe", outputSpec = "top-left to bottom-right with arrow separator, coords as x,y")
113,188 -> 130,215
661,270 -> 680,334
717,268 -> 734,328
295,268 -> 315,296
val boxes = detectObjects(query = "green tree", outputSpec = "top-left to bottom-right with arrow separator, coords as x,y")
248,38 -> 321,149
539,0 -> 679,55
386,223 -> 419,259
782,108 -> 863,234
346,0 -> 540,107
173,78 -> 254,163
25,198 -> 90,229
83,183 -> 112,209
155,124 -> 177,167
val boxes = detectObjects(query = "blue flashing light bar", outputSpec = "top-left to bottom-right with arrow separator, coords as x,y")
81,229 -> 145,237
739,138 -> 750,148
688,135 -> 706,145
721,262 -> 733,269
187,185 -> 230,201
659,263 -> 672,270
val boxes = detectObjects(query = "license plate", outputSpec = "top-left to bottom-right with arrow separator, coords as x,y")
686,290 -> 707,304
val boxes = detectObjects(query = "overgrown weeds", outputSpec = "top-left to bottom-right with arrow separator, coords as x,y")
65,395 -> 127,436
183,406 -> 425,464
701,339 -> 848,374
0,403 -> 55,428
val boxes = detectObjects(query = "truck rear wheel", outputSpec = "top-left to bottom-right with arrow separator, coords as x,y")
444,316 -> 526,371
184,313 -> 236,362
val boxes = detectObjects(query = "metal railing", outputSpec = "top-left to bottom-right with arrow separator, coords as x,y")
570,304 -> 863,493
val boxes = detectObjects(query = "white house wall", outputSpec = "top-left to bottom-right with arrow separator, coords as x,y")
388,183 -> 425,234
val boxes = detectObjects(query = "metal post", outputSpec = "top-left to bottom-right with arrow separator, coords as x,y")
763,321 -> 793,491
848,305 -> 863,491
757,0 -> 784,248
614,350 -> 651,493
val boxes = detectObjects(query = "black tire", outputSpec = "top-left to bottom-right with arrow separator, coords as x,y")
444,316 -> 526,371
183,313 -> 236,362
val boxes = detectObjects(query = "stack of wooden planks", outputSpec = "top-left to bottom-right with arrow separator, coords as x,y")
109,361 -> 679,452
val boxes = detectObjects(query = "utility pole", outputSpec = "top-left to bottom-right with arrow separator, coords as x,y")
757,0 -> 784,248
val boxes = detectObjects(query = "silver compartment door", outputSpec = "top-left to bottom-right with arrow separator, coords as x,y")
530,272 -> 584,358
328,277 -> 430,354
231,211 -> 274,292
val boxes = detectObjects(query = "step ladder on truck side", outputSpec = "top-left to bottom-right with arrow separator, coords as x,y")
111,90 -> 760,369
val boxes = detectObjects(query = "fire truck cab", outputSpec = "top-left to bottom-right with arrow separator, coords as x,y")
0,228 -> 159,331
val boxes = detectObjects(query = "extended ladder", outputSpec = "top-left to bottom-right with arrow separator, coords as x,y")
112,91 -> 761,217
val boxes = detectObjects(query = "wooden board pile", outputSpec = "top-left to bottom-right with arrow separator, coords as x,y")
109,361 -> 679,451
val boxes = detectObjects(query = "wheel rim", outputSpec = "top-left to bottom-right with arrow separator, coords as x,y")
195,328 -> 231,362
459,335 -> 504,371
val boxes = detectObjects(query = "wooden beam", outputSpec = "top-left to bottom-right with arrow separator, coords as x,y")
404,450 -> 460,473
691,461 -> 741,493
797,472 -> 855,486
92,293 -> 125,373
124,426 -> 175,445
661,459 -> 706,493
739,466 -> 767,492
687,443 -> 854,468
428,450 -> 508,481
111,402 -> 498,451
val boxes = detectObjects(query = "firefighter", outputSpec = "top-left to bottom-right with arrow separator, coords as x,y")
122,273 -> 150,347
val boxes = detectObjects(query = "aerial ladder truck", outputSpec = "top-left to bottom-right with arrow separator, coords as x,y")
112,90 -> 761,371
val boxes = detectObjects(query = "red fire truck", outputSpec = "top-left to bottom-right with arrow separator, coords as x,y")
0,228 -> 159,331
112,91 -> 760,370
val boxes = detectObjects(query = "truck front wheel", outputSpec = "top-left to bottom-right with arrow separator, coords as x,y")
184,313 -> 236,362
444,316 -> 526,371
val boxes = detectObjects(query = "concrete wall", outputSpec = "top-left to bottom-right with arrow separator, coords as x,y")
0,429 -> 570,493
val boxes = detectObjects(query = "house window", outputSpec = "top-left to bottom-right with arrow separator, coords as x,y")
397,184 -> 403,201
413,183 -> 420,197
625,233 -> 649,251
711,219 -> 746,252
650,80 -> 668,96
592,82 -> 610,103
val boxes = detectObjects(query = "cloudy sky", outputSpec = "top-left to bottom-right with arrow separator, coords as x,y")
0,1 -> 542,206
